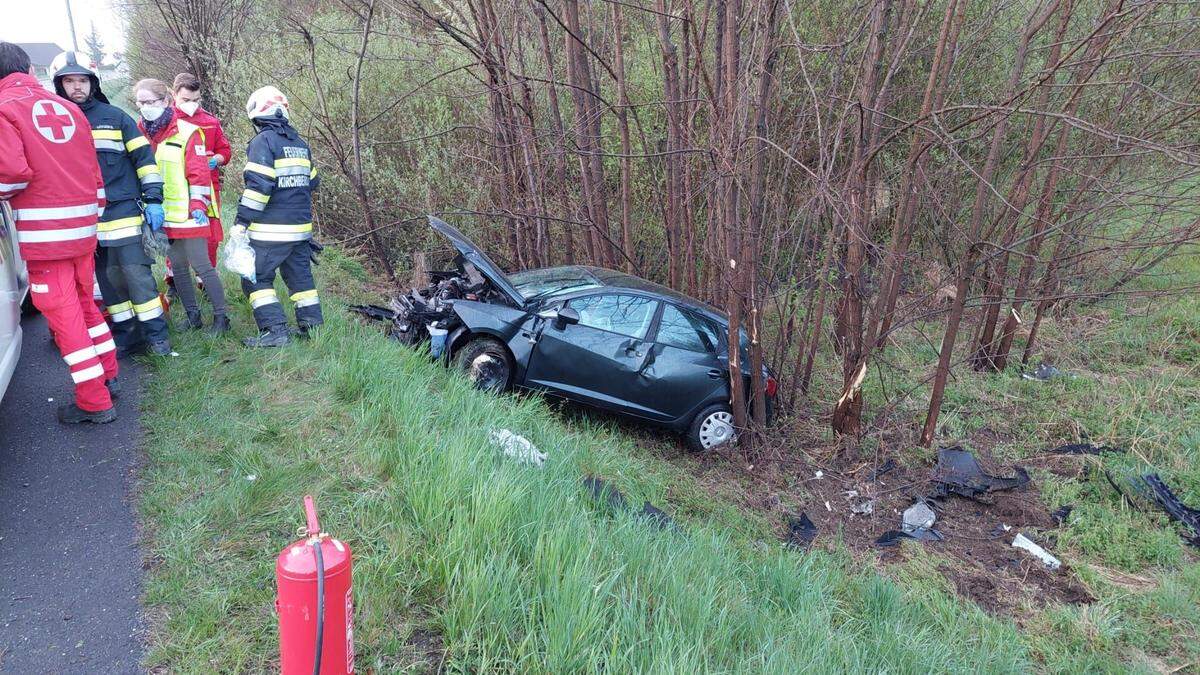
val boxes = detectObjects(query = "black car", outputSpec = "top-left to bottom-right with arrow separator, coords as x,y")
362,217 -> 776,451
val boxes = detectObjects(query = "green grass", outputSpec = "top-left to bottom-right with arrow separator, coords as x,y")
138,247 -> 1199,672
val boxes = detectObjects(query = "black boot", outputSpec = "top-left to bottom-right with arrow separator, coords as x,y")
209,314 -> 231,335
149,340 -> 173,356
57,403 -> 117,425
106,377 -> 121,400
243,325 -> 291,348
295,320 -> 323,340
185,310 -> 203,330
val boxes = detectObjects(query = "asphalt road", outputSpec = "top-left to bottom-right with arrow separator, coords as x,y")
0,314 -> 143,674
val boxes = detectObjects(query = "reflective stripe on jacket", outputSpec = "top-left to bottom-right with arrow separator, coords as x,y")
0,73 -> 103,261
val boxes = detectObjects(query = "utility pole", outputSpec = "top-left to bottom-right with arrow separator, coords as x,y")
65,0 -> 80,51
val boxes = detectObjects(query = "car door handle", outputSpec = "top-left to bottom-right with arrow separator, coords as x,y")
707,369 -> 724,379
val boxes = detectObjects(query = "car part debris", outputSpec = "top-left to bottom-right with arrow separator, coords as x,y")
1023,363 -> 1069,381
1142,474 -> 1200,547
1050,443 -> 1121,456
489,429 -> 546,467
1012,533 -> 1062,570
638,502 -> 678,531
874,530 -> 942,546
930,447 -> 1030,502
989,523 -> 1013,537
1052,505 -> 1074,526
349,304 -> 398,323
870,458 -> 898,480
582,476 -> 678,532
784,512 -> 817,549
583,475 -> 628,511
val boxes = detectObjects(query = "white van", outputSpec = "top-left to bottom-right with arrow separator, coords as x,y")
0,203 -> 29,403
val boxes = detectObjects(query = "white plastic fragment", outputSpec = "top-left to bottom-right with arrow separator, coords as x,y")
489,428 -> 547,468
1012,533 -> 1061,570
245,474 -> 257,481
815,471 -> 824,479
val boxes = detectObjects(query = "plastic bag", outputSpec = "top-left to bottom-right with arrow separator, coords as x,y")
141,223 -> 170,259
223,226 -> 256,282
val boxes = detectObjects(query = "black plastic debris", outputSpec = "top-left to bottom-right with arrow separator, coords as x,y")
1023,363 -> 1068,382
638,502 -> 678,531
1050,443 -> 1121,456
875,530 -> 941,546
582,476 -> 679,532
583,475 -> 629,511
784,512 -> 817,549
1143,474 -> 1200,547
931,447 -> 1030,502
348,303 -> 398,322
870,458 -> 898,480
1052,505 -> 1074,526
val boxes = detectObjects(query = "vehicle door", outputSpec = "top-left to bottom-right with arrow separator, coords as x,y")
523,293 -> 661,417
1,205 -> 25,402
618,303 -> 727,423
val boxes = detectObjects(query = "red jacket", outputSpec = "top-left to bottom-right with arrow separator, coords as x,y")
140,113 -> 212,238
174,105 -> 231,204
0,73 -> 104,261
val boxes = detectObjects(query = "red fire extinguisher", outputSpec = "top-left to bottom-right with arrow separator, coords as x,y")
276,496 -> 354,674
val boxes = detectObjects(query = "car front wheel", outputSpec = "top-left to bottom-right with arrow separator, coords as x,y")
687,403 -> 737,452
453,336 -> 513,393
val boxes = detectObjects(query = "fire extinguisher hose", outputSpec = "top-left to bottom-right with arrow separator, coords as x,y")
311,539 -> 325,675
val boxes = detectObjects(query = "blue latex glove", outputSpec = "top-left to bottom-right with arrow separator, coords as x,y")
208,157 -> 219,169
192,209 -> 209,226
144,203 -> 165,231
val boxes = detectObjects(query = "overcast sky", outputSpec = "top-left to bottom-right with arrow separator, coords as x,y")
0,0 -> 128,56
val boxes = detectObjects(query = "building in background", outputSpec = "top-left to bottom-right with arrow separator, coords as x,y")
14,42 -> 68,87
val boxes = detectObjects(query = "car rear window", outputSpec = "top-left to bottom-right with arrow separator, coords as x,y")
656,304 -> 718,353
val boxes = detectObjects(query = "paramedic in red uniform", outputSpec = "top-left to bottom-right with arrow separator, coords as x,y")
172,73 -> 231,269
0,43 -> 118,423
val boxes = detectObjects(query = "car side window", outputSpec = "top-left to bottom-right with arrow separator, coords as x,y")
656,304 -> 717,353
567,294 -> 658,339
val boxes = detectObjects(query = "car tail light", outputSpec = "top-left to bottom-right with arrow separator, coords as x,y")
766,375 -> 778,398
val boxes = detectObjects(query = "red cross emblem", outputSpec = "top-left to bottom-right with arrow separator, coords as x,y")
31,100 -> 76,144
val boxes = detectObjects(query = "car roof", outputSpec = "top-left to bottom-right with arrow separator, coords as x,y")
538,265 -> 725,319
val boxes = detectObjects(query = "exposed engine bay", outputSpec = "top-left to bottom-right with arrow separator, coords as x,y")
351,256 -> 512,353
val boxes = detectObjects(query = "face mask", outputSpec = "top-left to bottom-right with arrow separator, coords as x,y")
140,105 -> 165,121
178,101 -> 200,116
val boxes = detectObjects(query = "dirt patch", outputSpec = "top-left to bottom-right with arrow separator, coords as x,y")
634,420 -> 1095,619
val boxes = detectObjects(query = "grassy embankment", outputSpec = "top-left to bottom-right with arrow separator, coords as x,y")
138,246 -> 1198,673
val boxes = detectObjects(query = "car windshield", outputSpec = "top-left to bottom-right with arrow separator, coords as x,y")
510,267 -> 602,300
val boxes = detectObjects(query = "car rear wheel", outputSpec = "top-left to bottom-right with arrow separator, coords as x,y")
687,403 -> 737,452
453,336 -> 513,393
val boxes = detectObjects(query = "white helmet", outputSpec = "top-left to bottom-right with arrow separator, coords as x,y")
245,85 -> 290,121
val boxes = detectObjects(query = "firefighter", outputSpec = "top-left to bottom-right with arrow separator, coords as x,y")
171,72 -> 231,273
134,78 -> 230,333
51,52 -> 173,357
235,85 -> 322,348
0,43 -> 118,423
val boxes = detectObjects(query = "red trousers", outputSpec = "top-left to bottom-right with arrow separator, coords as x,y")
26,253 -> 118,412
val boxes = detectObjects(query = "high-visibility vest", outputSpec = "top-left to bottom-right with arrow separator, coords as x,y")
155,120 -> 210,238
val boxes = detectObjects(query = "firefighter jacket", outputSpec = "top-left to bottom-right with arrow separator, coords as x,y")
174,105 -> 231,217
0,72 -> 104,261
141,114 -> 212,240
235,116 -> 319,244
79,96 -> 163,247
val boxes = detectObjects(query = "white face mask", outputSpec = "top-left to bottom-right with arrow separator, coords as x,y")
178,101 -> 200,116
140,105 -> 165,121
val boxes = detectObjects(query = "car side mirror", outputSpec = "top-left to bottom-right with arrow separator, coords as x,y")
554,307 -> 580,331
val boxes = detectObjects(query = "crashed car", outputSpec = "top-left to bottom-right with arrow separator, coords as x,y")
362,216 -> 776,451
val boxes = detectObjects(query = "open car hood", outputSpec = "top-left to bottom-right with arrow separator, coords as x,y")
428,216 -> 524,307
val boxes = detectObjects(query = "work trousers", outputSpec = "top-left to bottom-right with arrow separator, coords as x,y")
168,237 -> 228,318
26,253 -> 118,412
96,241 -> 169,349
242,240 -> 322,331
